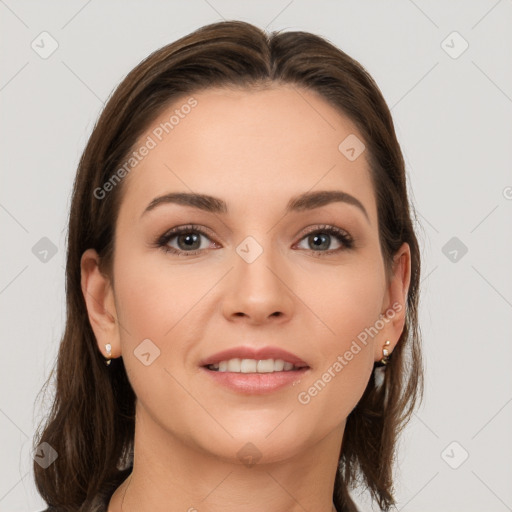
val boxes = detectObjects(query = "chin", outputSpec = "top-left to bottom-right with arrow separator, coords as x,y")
196,418 -> 315,464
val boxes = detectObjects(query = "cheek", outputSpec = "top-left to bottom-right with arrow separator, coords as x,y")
113,250 -> 207,339
112,250 -> 214,407
112,251 -> 208,432
292,257 -> 384,417
301,253 -> 385,347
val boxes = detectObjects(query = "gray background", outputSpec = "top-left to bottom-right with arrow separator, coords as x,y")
1,1 -> 511,510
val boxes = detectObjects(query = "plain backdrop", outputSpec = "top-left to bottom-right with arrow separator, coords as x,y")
1,1 -> 511,510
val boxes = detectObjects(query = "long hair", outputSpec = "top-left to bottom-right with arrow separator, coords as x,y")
33,20 -> 424,511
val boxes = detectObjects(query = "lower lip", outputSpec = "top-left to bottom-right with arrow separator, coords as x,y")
200,367 -> 310,394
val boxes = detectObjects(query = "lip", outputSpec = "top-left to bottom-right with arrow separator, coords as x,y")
198,346 -> 310,368
200,366 -> 311,395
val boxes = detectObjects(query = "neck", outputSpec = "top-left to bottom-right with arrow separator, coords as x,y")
108,409 -> 345,512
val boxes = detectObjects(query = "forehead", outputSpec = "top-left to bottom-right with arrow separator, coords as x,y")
117,85 -> 377,224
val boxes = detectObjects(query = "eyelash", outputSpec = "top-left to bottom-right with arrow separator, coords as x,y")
154,223 -> 355,257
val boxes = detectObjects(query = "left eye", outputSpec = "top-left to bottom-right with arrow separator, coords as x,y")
297,232 -> 341,251
294,226 -> 354,253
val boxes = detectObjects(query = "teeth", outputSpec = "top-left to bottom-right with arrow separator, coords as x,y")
256,359 -> 274,373
207,358 -> 305,373
273,359 -> 285,371
227,358 -> 241,372
241,359 -> 257,372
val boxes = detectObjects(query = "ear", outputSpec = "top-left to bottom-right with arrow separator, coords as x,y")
80,248 -> 121,360
374,242 -> 411,363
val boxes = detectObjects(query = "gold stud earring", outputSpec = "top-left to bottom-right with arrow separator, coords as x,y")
104,343 -> 112,366
380,340 -> 391,365
374,340 -> 392,389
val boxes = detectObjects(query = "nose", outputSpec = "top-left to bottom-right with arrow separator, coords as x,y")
221,239 -> 295,325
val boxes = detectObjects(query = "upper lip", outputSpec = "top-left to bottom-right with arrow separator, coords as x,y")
199,346 -> 310,368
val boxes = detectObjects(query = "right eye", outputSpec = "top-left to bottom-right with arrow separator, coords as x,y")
155,224 -> 219,256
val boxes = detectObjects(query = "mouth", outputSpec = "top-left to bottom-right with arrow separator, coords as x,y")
199,345 -> 311,373
200,363 -> 310,395
204,358 -> 309,373
199,347 -> 311,394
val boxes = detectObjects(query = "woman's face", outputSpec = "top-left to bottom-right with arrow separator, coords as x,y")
85,85 -> 410,465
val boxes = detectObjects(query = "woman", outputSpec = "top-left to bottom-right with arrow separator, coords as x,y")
34,20 -> 423,512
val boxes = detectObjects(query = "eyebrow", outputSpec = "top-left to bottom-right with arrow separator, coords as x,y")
141,190 -> 370,223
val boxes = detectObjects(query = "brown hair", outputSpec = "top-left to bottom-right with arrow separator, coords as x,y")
33,20 -> 423,511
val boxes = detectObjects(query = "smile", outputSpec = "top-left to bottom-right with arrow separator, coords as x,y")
206,358 -> 307,373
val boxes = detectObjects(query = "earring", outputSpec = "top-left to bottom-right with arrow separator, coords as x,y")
380,340 -> 391,365
374,340 -> 392,389
104,343 -> 112,366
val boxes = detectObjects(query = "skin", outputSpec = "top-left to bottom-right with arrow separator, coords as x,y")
81,85 -> 411,512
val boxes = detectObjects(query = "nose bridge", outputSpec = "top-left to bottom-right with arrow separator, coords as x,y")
222,232 -> 294,322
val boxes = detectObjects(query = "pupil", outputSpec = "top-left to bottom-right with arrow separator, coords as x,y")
311,233 -> 329,250
179,233 -> 200,250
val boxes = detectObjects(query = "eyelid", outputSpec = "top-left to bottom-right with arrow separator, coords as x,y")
156,224 -> 217,243
298,223 -> 352,239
